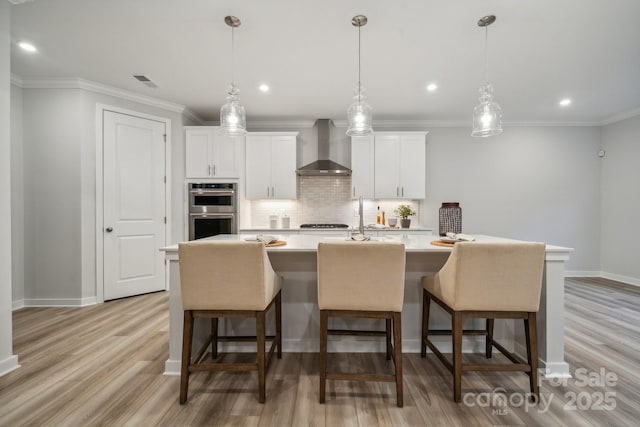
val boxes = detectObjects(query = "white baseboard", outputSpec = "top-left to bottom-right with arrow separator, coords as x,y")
565,270 -> 602,277
19,297 -> 98,308
600,272 -> 640,287
12,300 -> 25,311
0,355 -> 20,377
164,359 -> 181,376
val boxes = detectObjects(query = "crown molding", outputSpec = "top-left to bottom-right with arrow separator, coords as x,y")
14,76 -> 190,114
200,119 -> 317,129
600,107 -> 640,126
181,108 -> 205,125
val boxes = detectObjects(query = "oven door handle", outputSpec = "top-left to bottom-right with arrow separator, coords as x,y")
190,213 -> 235,218
189,190 -> 236,196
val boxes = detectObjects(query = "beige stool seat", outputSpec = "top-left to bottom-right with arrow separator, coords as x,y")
317,241 -> 406,407
421,241 -> 545,402
178,240 -> 283,404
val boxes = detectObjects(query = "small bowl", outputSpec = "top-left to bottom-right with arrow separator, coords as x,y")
387,218 -> 398,227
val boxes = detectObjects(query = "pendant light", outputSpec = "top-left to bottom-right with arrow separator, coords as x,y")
220,15 -> 247,136
346,15 -> 373,136
471,15 -> 503,137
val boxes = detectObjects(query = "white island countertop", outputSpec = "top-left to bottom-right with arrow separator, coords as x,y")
161,233 -> 571,256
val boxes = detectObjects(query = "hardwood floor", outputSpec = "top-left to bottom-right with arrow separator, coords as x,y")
1,277 -> 639,426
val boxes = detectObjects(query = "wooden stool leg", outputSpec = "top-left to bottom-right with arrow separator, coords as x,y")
452,312 -> 463,403
421,289 -> 431,358
180,310 -> 194,404
393,312 -> 404,407
319,310 -> 328,404
525,312 -> 540,400
211,317 -> 218,359
276,291 -> 282,359
486,318 -> 494,358
256,311 -> 266,403
386,318 -> 392,360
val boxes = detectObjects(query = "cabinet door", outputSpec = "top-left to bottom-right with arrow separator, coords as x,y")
185,129 -> 213,178
211,133 -> 240,178
270,136 -> 297,199
374,135 -> 401,198
245,135 -> 272,199
399,135 -> 426,199
351,135 -> 374,199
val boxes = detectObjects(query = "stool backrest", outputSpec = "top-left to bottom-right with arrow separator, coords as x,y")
178,241 -> 277,311
317,242 -> 406,312
437,242 -> 545,311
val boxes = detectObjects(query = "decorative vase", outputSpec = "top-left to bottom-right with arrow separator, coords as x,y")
400,218 -> 411,229
439,202 -> 462,236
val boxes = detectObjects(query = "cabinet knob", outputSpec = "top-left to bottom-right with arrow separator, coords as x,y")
105,227 -> 113,233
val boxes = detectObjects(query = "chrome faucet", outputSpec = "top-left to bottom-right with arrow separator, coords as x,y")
358,196 -> 364,235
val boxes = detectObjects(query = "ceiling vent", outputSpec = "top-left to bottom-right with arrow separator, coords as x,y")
133,75 -> 158,88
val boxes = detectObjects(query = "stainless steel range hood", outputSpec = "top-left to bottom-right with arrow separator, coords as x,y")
296,119 -> 352,176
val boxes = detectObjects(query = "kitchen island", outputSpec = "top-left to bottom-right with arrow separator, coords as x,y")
161,234 -> 573,378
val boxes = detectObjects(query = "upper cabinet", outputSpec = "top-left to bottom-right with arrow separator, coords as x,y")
185,126 -> 241,178
374,132 -> 427,199
350,135 -> 375,199
245,132 -> 298,199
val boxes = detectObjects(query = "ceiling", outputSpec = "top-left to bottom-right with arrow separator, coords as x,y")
9,0 -> 640,125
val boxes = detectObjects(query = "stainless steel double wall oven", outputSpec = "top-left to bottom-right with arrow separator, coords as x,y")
188,183 -> 238,240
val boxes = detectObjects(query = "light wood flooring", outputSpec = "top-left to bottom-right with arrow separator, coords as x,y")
1,277 -> 639,426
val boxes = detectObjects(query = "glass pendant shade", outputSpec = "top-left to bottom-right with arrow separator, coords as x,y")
471,83 -> 502,137
346,85 -> 373,136
220,83 -> 247,136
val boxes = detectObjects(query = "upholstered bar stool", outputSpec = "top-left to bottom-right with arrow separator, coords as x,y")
421,242 -> 545,402
317,241 -> 406,407
178,240 -> 283,404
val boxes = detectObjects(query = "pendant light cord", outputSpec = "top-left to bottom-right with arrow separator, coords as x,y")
357,24 -> 362,103
484,25 -> 489,84
231,26 -> 235,87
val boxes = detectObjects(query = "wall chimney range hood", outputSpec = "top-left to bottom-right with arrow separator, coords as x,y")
296,119 -> 352,176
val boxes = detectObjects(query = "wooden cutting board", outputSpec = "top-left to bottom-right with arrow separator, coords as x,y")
265,240 -> 287,247
430,240 -> 455,248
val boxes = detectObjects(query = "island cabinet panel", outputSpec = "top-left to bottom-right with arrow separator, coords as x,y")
350,135 -> 375,199
185,126 -> 242,178
374,132 -> 426,199
245,132 -> 298,200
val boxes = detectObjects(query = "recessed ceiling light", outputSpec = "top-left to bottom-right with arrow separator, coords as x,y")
426,83 -> 438,92
18,41 -> 37,52
258,83 -> 270,92
559,98 -> 572,107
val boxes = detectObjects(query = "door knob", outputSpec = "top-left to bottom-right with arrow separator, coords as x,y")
105,227 -> 113,233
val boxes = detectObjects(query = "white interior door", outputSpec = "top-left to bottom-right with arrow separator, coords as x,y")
103,110 -> 166,300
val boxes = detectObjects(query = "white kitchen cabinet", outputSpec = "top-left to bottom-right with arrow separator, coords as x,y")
374,132 -> 427,199
350,135 -> 374,199
245,132 -> 298,199
185,126 -> 241,178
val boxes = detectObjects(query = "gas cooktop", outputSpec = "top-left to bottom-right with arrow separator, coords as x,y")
299,223 -> 350,229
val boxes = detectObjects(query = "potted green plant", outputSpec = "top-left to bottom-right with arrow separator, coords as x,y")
394,204 -> 416,228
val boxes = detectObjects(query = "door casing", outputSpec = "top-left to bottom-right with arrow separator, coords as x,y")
95,104 -> 172,303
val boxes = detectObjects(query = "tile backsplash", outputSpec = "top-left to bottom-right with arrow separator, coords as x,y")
247,176 -> 420,229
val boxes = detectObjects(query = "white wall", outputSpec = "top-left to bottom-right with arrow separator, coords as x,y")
422,126 -> 602,273
601,114 -> 640,284
22,89 -> 84,301
0,0 -> 19,376
10,84 -> 24,307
